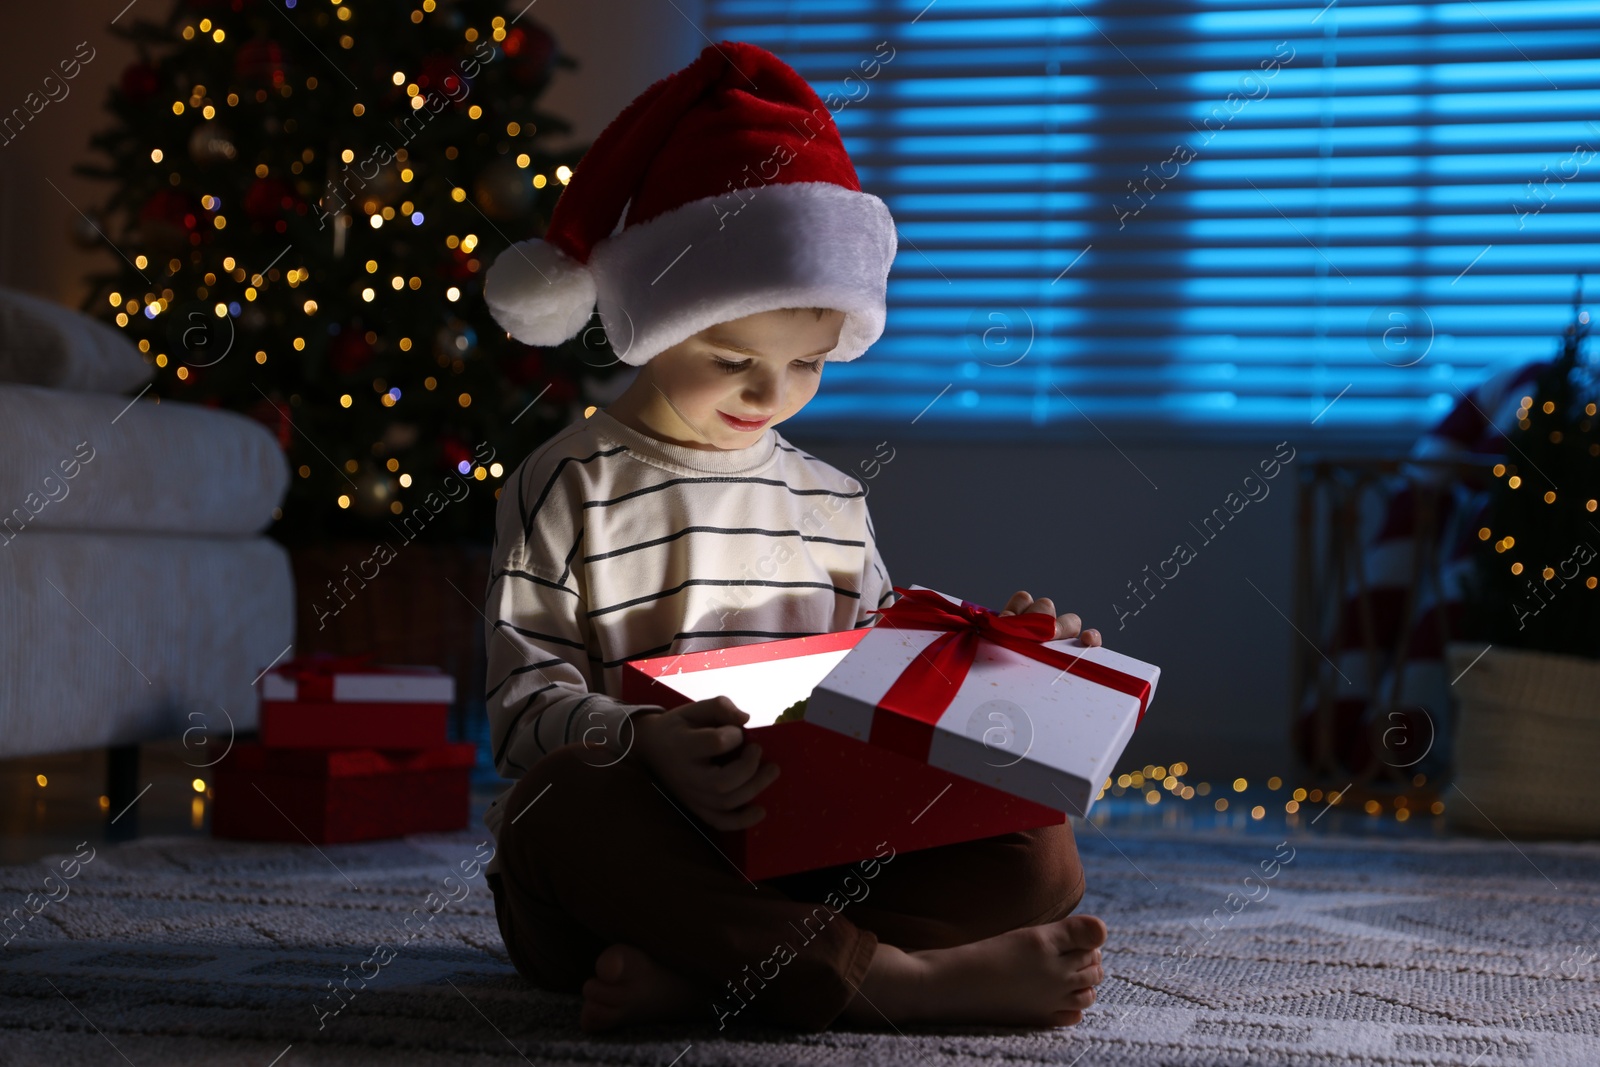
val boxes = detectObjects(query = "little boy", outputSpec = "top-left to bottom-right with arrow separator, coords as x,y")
480,40 -> 1108,1033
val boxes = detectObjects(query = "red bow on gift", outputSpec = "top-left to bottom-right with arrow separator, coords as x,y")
266,652 -> 379,702
862,586 -> 1152,763
267,652 -> 441,701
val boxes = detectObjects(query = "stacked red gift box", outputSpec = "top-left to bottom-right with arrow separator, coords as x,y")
211,652 -> 475,844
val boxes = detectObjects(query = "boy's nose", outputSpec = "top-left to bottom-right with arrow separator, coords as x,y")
741,379 -> 783,414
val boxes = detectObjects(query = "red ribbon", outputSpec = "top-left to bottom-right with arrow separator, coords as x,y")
269,652 -> 438,702
861,586 -> 1151,763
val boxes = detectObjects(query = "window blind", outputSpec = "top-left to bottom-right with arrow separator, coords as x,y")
702,0 -> 1600,443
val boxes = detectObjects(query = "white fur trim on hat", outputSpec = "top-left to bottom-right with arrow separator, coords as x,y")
483,237 -> 598,347
585,181 -> 897,367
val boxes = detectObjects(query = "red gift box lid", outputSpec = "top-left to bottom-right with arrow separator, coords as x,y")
259,652 -> 456,705
223,741 -> 477,778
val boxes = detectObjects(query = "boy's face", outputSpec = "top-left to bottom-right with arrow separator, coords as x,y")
624,307 -> 847,450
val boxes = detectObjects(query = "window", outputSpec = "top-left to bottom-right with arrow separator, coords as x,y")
705,1 -> 1600,443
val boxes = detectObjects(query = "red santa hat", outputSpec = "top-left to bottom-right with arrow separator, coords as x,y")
484,40 -> 897,367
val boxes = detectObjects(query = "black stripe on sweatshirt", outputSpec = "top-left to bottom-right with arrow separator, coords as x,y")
496,682 -> 561,771
584,525 -> 865,565
490,567 -> 578,597
556,527 -> 585,588
562,694 -> 600,750
518,444 -> 630,543
580,475 -> 864,510
774,440 -> 829,465
587,578 -> 861,619
492,621 -> 585,652
485,656 -> 569,701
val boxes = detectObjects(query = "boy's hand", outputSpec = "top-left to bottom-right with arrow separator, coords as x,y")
634,696 -> 780,832
998,590 -> 1102,647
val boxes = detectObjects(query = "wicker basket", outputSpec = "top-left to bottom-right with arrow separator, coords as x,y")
1445,642 -> 1600,838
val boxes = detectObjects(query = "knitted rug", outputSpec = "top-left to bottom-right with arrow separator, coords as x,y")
2,826 -> 1597,1066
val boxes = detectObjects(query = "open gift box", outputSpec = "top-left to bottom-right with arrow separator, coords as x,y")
620,585 -> 1159,882
619,629 -> 1067,882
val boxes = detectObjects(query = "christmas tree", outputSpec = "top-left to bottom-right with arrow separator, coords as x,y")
1462,277 -> 1600,659
74,0 -> 624,547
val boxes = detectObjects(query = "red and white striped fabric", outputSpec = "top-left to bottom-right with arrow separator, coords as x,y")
1296,358 -> 1551,775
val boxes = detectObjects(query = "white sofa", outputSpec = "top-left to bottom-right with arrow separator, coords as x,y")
0,285 -> 294,789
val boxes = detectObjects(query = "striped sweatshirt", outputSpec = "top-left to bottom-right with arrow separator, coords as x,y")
480,407 -> 896,872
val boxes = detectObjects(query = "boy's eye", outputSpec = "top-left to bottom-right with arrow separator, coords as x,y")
713,357 -> 824,374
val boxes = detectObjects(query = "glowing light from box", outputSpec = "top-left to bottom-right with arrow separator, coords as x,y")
648,648 -> 854,726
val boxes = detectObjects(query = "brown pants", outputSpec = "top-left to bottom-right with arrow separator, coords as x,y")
488,741 -> 1087,1032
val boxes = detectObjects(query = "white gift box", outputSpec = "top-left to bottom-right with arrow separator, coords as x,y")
803,585 -> 1160,817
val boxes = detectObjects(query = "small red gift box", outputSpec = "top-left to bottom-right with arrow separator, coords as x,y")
620,630 -> 1065,881
211,741 -> 475,844
260,701 -> 449,750
258,653 -> 454,750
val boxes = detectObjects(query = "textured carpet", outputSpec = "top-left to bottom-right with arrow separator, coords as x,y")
2,824 -> 1598,1066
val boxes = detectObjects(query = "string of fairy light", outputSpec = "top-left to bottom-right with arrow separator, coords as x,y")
104,1 -> 573,519
1478,395 -> 1600,589
1091,763 -> 1447,823
26,758 -> 1446,833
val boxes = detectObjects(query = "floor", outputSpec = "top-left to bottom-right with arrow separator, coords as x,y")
4,797 -> 1596,1066
6,723 -> 1598,1065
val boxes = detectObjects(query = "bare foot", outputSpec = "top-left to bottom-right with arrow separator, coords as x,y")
842,914 -> 1109,1029
579,943 -> 709,1033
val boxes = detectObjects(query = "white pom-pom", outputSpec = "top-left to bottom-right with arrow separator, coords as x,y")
483,237 -> 596,346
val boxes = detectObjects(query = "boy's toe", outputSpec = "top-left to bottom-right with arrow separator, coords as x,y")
592,943 -> 630,983
1055,914 -> 1108,952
